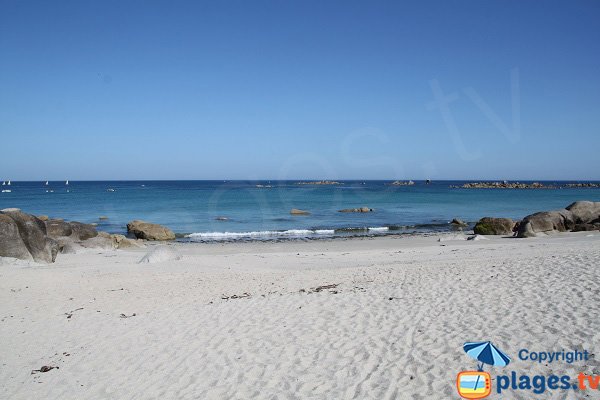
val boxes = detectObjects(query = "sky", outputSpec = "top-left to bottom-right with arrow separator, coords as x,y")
1,0 -> 599,181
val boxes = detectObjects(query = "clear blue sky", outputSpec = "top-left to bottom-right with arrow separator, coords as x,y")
1,0 -> 599,180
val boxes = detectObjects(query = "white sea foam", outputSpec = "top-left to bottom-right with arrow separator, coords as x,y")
187,229 -> 335,241
368,227 -> 389,232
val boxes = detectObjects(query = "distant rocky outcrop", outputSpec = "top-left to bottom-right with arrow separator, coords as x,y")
389,180 -> 415,186
295,181 -> 342,185
290,209 -> 310,215
453,181 -> 552,189
0,208 -> 59,263
473,217 -> 515,235
564,183 -> 600,188
127,220 -> 175,241
517,201 -> 600,237
338,207 -> 373,213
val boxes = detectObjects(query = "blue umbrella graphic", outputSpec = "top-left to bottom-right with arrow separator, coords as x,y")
463,341 -> 511,393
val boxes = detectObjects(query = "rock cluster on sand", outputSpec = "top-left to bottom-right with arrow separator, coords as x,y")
473,217 -> 515,235
338,207 -> 373,213
0,209 -> 59,263
0,209 -> 148,262
517,201 -> 600,237
290,209 -> 310,215
127,220 -> 176,241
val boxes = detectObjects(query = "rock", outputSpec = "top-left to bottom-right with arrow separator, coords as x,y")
0,214 -> 33,261
69,222 -> 98,240
127,220 -> 175,241
338,207 -> 373,213
46,219 -> 73,238
451,218 -> 468,226
80,236 -> 116,250
215,217 -> 229,221
138,246 -> 180,264
390,180 -> 415,186
473,217 -> 514,235
0,209 -> 58,263
111,234 -> 145,249
565,201 -> 600,224
516,210 -> 574,237
99,216 -> 109,220
37,215 -> 49,221
572,223 -> 600,232
55,236 -> 84,254
290,209 -> 310,215
517,221 -> 537,238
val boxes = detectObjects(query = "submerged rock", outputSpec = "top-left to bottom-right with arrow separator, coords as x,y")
450,218 -> 468,226
290,209 -> 310,215
127,220 -> 175,241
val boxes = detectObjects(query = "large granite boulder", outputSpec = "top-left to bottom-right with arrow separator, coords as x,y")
516,209 -> 574,237
565,201 -> 600,224
473,217 -> 514,235
127,220 -> 175,241
0,214 -> 33,261
0,209 -> 58,263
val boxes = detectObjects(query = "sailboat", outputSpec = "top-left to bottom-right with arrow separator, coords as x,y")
65,180 -> 69,185
45,181 -> 49,186
7,180 -> 11,185
2,181 -> 5,186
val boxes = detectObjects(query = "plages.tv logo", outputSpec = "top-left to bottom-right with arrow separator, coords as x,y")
456,341 -> 511,399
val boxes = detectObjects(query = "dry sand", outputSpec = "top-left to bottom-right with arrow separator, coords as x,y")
1,232 -> 599,399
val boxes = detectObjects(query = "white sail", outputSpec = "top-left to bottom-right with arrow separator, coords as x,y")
45,181 -> 49,185
1,181 -> 5,185
7,180 -> 11,185
65,180 -> 69,185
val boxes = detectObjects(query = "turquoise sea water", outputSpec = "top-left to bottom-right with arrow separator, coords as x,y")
1,180 -> 599,241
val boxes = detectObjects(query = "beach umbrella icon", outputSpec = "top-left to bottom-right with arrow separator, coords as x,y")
464,341 -> 511,371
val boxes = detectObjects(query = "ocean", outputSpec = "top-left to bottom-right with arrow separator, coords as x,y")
1,180 -> 599,241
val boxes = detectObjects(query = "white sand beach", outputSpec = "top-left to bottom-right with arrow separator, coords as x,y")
1,232 -> 599,399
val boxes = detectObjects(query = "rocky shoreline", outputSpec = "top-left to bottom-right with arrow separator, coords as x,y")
0,209 -> 178,263
3,201 -> 600,263
470,201 -> 600,237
